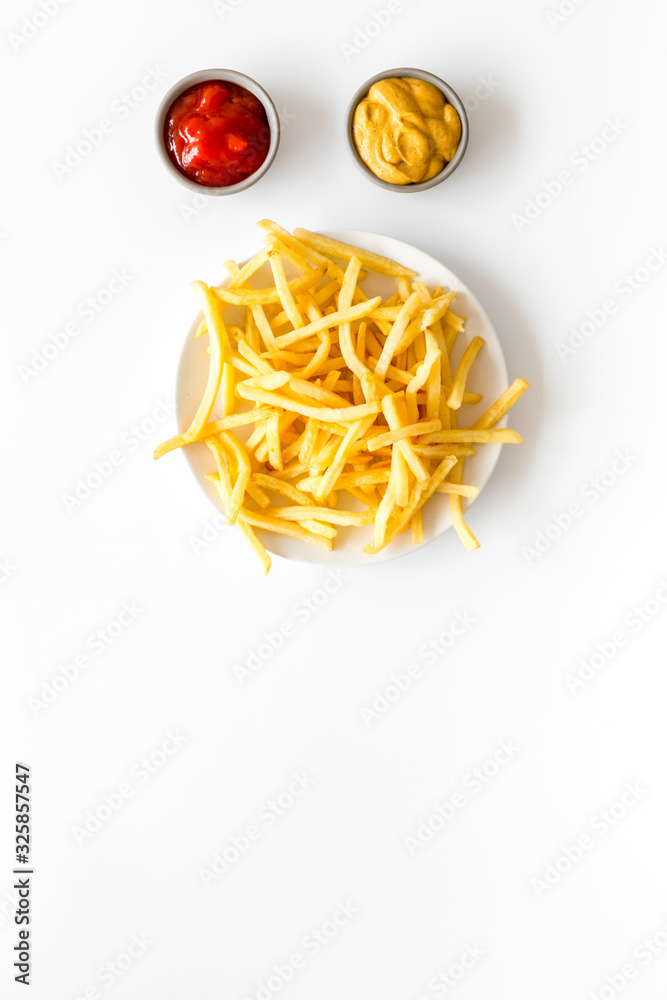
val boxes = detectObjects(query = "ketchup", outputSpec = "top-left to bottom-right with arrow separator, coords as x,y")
164,80 -> 271,187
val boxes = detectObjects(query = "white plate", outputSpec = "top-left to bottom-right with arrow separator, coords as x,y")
176,230 -> 508,567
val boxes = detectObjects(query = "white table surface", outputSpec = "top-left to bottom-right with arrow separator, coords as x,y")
2,1 -> 666,998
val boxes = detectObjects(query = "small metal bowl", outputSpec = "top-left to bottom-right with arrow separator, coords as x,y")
345,67 -> 469,193
155,69 -> 280,195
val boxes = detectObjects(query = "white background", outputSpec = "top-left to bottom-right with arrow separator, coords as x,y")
2,0 -> 667,998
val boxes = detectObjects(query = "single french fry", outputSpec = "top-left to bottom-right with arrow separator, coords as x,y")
373,480 -> 397,550
293,229 -> 417,278
227,248 -> 270,288
236,384 -> 381,423
301,520 -> 338,540
411,510 -> 424,545
214,265 -> 326,305
447,336 -> 485,410
338,256 -> 370,381
472,378 -> 530,429
154,281 -> 227,459
239,509 -> 333,550
268,251 -> 304,330
255,411 -> 299,463
419,291 -> 457,328
206,472 -> 271,574
218,431 -> 251,525
391,442 -> 410,507
381,394 -> 429,483
287,375 -> 352,409
263,234 -> 315,274
366,419 -> 442,452
448,460 -> 480,551
406,334 -> 440,422
275,297 -> 382,349
245,481 -> 272,509
420,428 -> 522,444
271,506 -> 374,527
243,371 -> 290,391
364,455 -> 458,554
314,417 -> 374,501
413,444 -> 475,458
257,219 -> 348,282
251,304 -> 279,352
220,367 -> 237,419
251,473 -> 317,507
437,483 -> 480,499
200,407 -> 271,437
375,292 -> 422,379
236,338 -> 274,375
292,331 -> 330,379
266,411 -> 282,470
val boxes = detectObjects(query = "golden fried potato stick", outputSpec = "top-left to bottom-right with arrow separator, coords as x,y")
275,297 -> 382,349
411,511 -> 424,545
255,411 -> 300,464
245,481 -> 271,508
365,454 -> 459,554
217,431 -> 251,525
373,480 -> 397,550
419,291 -> 457,327
375,292 -> 422,378
366,419 -> 442,452
262,234 -> 315,274
204,462 -> 271,574
257,220 -> 349,282
413,444 -> 475,458
447,457 -> 480,552
243,371 -> 290,390
236,384 -> 381,423
292,331 -> 331,379
337,256 -> 369,382
197,407 -> 271,438
314,417 -> 375,501
293,229 -> 417,278
472,378 -> 530,429
154,281 -> 228,459
301,520 -> 338,540
381,394 -> 429,483
268,251 -> 304,330
238,509 -> 333,550
391,443 -> 410,508
219,361 -> 236,417
227,248 -> 270,288
236,339 -> 274,375
266,411 -> 283,470
447,336 -> 485,410
270,506 -> 374,527
214,265 -> 326,305
251,473 -> 318,507
420,428 -> 522,444
405,332 -> 440,422
287,376 -> 353,408
250,304 -> 279,352
437,483 -> 480,499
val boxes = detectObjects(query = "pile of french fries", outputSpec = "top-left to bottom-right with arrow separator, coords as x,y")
154,221 -> 529,574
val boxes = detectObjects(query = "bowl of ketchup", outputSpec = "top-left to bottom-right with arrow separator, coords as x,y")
156,69 -> 280,194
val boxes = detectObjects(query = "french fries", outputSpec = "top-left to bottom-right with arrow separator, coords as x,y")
155,222 -> 529,572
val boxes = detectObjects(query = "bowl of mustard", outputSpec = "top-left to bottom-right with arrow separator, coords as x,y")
345,68 -> 469,192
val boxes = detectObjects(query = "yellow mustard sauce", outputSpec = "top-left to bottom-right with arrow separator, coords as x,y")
353,77 -> 462,185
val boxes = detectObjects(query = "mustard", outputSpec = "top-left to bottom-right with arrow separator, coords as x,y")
353,77 -> 462,185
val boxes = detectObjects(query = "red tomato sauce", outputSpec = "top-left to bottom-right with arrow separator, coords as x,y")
164,80 -> 271,187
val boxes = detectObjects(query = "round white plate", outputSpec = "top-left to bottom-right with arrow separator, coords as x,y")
176,230 -> 508,567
